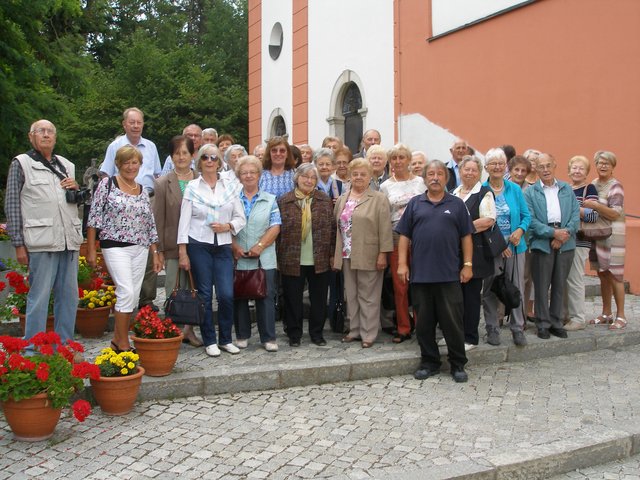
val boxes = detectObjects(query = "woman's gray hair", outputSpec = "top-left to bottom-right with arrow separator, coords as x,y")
293,162 -> 319,184
459,155 -> 483,173
485,147 -> 507,164
235,155 -> 263,177
312,147 -> 335,165
224,144 -> 248,164
594,150 -> 617,168
195,144 -> 221,173
424,159 -> 449,181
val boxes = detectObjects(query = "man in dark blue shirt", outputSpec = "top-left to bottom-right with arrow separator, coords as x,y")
396,160 -> 474,383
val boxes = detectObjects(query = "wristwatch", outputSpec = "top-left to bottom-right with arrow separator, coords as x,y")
258,242 -> 264,248
463,261 -> 473,267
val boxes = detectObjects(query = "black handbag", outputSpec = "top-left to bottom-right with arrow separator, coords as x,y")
164,268 -> 205,326
482,225 -> 508,258
233,260 -> 267,300
329,272 -> 346,333
490,264 -> 521,313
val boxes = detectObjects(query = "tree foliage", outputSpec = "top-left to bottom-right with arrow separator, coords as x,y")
1,0 -> 248,183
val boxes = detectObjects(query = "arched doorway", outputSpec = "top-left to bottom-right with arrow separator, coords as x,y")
342,83 -> 363,154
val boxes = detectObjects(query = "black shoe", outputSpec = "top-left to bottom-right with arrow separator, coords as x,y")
486,327 -> 501,346
312,338 -> 327,346
549,326 -> 568,338
289,339 -> 301,347
537,327 -> 550,339
512,330 -> 527,347
451,368 -> 468,383
414,368 -> 439,380
381,327 -> 396,336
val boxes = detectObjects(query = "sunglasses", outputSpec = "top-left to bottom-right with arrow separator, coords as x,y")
201,154 -> 218,161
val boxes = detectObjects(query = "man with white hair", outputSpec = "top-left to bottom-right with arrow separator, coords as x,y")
161,124 -> 202,175
446,138 -> 468,191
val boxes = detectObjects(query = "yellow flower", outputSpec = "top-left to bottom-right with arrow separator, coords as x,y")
127,362 -> 135,369
83,289 -> 88,296
88,302 -> 95,309
108,286 -> 115,292
106,301 -> 112,306
99,301 -> 105,306
120,368 -> 128,375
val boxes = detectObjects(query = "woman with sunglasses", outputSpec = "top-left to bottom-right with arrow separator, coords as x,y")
177,144 -> 246,358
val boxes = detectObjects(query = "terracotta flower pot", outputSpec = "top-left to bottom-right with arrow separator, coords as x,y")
2,393 -> 62,441
75,306 -> 111,338
18,314 -> 55,336
132,335 -> 184,377
90,366 -> 145,416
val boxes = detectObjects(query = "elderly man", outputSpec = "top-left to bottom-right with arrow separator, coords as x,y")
524,154 -> 580,339
100,107 -> 161,310
396,160 -> 474,383
161,124 -> 202,175
410,151 -> 428,176
446,138 -> 469,191
4,120 -> 84,343
202,127 -> 218,145
355,129 -> 382,158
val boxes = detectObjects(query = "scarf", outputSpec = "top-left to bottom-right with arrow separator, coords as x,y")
294,188 -> 313,241
183,176 -> 242,223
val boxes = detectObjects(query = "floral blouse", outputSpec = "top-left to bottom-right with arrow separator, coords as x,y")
339,198 -> 359,258
87,177 -> 158,247
259,170 -> 295,199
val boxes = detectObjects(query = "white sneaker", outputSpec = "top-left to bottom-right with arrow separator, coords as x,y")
205,344 -> 221,357
437,338 -> 447,347
464,343 -> 477,352
236,339 -> 249,349
219,343 -> 240,354
264,342 -> 278,352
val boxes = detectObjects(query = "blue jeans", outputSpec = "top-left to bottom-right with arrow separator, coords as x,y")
234,268 -> 277,343
187,239 -> 234,346
25,250 -> 78,343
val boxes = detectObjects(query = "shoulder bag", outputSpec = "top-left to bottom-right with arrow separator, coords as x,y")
577,186 -> 612,241
234,259 -> 267,300
490,261 -> 521,314
164,268 -> 205,325
482,224 -> 508,258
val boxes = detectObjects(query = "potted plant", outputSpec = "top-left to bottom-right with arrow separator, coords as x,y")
131,306 -> 183,377
89,347 -> 144,415
0,224 -> 15,262
0,260 -> 54,333
75,286 -> 116,338
0,332 -> 99,441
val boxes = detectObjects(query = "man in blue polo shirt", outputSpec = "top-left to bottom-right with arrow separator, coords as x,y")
396,159 -> 474,383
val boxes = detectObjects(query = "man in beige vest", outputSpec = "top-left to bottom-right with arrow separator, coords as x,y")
4,119 -> 83,343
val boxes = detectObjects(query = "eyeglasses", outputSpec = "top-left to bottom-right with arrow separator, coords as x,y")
201,154 -> 218,161
300,174 -> 317,181
486,162 -> 506,168
239,171 -> 259,177
31,128 -> 56,136
270,148 -> 287,154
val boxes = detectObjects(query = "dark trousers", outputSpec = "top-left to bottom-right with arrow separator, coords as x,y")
138,250 -> 157,307
412,281 -> 467,371
461,277 -> 484,345
281,267 -> 329,342
531,248 -> 575,330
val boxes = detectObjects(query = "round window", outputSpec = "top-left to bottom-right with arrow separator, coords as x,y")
269,22 -> 283,60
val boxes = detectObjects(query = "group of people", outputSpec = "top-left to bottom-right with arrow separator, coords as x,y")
5,111 -> 627,384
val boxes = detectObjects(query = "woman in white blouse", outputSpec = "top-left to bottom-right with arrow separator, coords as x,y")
177,145 -> 246,358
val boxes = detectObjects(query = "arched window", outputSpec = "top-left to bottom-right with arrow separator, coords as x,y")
327,70 -> 367,153
342,83 -> 363,154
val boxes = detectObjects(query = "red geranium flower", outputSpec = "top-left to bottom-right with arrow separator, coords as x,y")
72,399 -> 92,422
36,363 -> 50,381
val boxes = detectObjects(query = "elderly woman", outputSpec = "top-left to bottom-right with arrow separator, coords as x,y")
277,163 -> 336,347
232,156 -> 281,352
333,146 -> 352,187
482,147 -> 531,347
87,145 -> 162,353
298,144 -> 314,164
314,148 -> 344,202
335,158 -> 393,348
584,151 -> 626,329
216,134 -> 234,158
153,135 -> 202,347
380,144 -> 426,343
561,155 -> 600,331
259,136 -> 296,199
222,144 -> 248,179
177,144 -> 246,357
452,156 -> 496,349
508,155 -> 533,190
410,151 -> 428,176
366,145 -> 389,190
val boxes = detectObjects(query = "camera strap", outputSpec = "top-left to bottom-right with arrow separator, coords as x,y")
26,149 -> 68,180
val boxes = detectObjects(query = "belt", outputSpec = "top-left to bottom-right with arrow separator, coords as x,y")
548,222 -> 561,228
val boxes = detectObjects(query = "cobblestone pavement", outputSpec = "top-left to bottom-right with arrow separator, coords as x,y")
550,454 -> 640,479
2,342 -> 640,479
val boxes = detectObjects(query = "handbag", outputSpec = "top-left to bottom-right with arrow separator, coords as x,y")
329,272 -> 346,333
233,259 -> 267,300
490,264 -> 521,313
164,268 -> 205,326
482,224 -> 508,258
577,186 -> 612,241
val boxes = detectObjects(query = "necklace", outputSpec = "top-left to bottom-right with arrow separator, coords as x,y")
118,175 -> 138,192
175,169 -> 193,179
392,173 -> 412,182
489,181 -> 504,192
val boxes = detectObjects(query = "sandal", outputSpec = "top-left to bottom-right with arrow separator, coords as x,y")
588,314 -> 613,325
361,341 -> 373,348
392,334 -> 411,344
609,317 -> 627,330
